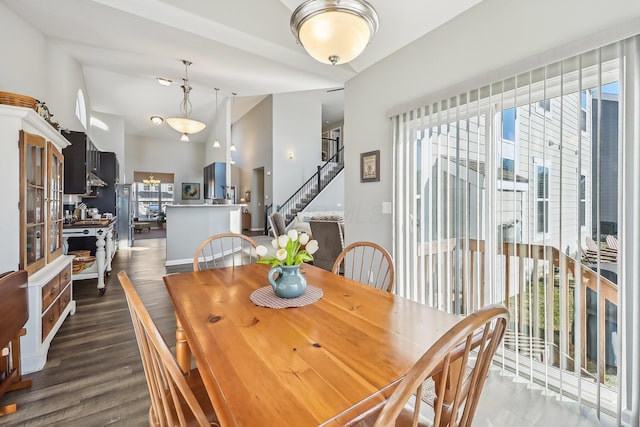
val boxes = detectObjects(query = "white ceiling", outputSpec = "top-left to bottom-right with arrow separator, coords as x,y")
5,0 -> 481,143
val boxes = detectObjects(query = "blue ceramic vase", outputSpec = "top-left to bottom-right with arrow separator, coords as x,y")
268,264 -> 307,298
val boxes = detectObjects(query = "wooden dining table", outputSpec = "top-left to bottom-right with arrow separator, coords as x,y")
163,263 -> 461,427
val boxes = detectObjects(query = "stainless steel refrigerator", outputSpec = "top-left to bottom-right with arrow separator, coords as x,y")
116,184 -> 134,248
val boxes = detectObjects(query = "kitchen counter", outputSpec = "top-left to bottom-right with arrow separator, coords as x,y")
63,218 -> 116,228
62,219 -> 116,294
165,204 -> 243,266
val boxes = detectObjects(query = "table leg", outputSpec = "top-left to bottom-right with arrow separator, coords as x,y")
95,232 -> 106,291
105,228 -> 114,274
175,316 -> 191,374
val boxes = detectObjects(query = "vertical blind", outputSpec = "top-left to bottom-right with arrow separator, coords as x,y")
392,36 -> 640,421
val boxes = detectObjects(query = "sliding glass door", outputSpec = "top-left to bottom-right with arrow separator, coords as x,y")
392,39 -> 632,416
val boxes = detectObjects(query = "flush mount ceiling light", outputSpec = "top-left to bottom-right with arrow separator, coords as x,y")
166,60 -> 206,138
290,0 -> 379,65
156,77 -> 172,86
213,88 -> 221,148
150,115 -> 164,125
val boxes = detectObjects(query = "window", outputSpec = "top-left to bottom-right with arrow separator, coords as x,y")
536,164 -> 550,235
501,108 -> 516,142
500,108 -> 518,175
133,182 -> 174,220
502,158 -> 515,173
579,174 -> 586,227
538,99 -> 551,112
392,36 -> 633,418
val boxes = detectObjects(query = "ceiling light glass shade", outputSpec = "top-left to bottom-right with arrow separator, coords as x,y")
213,139 -> 221,148
291,0 -> 379,65
167,117 -> 206,134
180,133 -> 190,142
150,115 -> 164,125
157,77 -> 172,86
230,143 -> 237,152
167,60 -> 206,137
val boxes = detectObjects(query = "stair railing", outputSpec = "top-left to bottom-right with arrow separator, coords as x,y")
276,146 -> 344,227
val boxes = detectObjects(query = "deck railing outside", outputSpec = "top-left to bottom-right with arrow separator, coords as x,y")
423,238 -> 618,412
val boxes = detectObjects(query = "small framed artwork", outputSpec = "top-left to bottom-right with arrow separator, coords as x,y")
360,150 -> 380,182
182,182 -> 200,200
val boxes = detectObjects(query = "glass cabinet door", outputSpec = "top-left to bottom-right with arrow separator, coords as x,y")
20,131 -> 47,274
48,142 -> 64,262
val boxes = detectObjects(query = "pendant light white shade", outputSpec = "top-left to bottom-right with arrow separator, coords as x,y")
180,133 -> 189,142
167,117 -> 206,134
213,139 -> 221,148
291,0 -> 378,65
167,60 -> 206,137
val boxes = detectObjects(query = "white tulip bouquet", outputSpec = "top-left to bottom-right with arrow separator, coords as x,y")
256,229 -> 319,267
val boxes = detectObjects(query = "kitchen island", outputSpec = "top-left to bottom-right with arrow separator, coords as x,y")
165,204 -> 244,266
63,218 -> 116,294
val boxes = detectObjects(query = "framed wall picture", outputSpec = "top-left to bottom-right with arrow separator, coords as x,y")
182,182 -> 200,200
360,150 -> 380,182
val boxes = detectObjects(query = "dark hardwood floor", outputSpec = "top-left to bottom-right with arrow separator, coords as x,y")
0,238 -> 189,427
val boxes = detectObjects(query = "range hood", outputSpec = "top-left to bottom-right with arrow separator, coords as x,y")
88,171 -> 107,187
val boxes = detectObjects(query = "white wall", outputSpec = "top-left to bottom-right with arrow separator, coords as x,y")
46,41 -> 90,132
305,171 -> 344,213
125,135 -> 206,204
233,96 -> 273,224
90,111 -> 126,181
204,97 -> 231,166
344,0 -> 640,251
0,3 -> 47,100
272,90 -> 322,206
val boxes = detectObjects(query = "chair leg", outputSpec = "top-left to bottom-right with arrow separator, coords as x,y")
0,332 -> 32,417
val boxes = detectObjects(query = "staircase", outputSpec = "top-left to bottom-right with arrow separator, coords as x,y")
267,147 -> 344,230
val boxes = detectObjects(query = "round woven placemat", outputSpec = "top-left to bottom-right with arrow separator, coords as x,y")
250,285 -> 323,309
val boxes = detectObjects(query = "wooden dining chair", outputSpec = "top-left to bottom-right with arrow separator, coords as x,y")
332,241 -> 395,293
193,232 -> 258,271
349,304 -> 508,427
118,271 -> 219,427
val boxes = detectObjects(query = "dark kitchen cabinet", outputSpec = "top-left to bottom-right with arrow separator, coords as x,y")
83,152 -> 118,214
61,130 -> 100,194
203,162 -> 226,199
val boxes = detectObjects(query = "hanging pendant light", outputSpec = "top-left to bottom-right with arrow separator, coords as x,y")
290,0 -> 379,65
166,60 -> 206,138
229,92 -> 238,152
213,88 -> 221,148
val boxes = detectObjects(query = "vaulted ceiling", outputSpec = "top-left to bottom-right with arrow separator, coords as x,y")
5,0 -> 482,142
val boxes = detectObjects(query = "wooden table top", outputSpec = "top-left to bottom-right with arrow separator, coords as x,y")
163,263 -> 460,427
